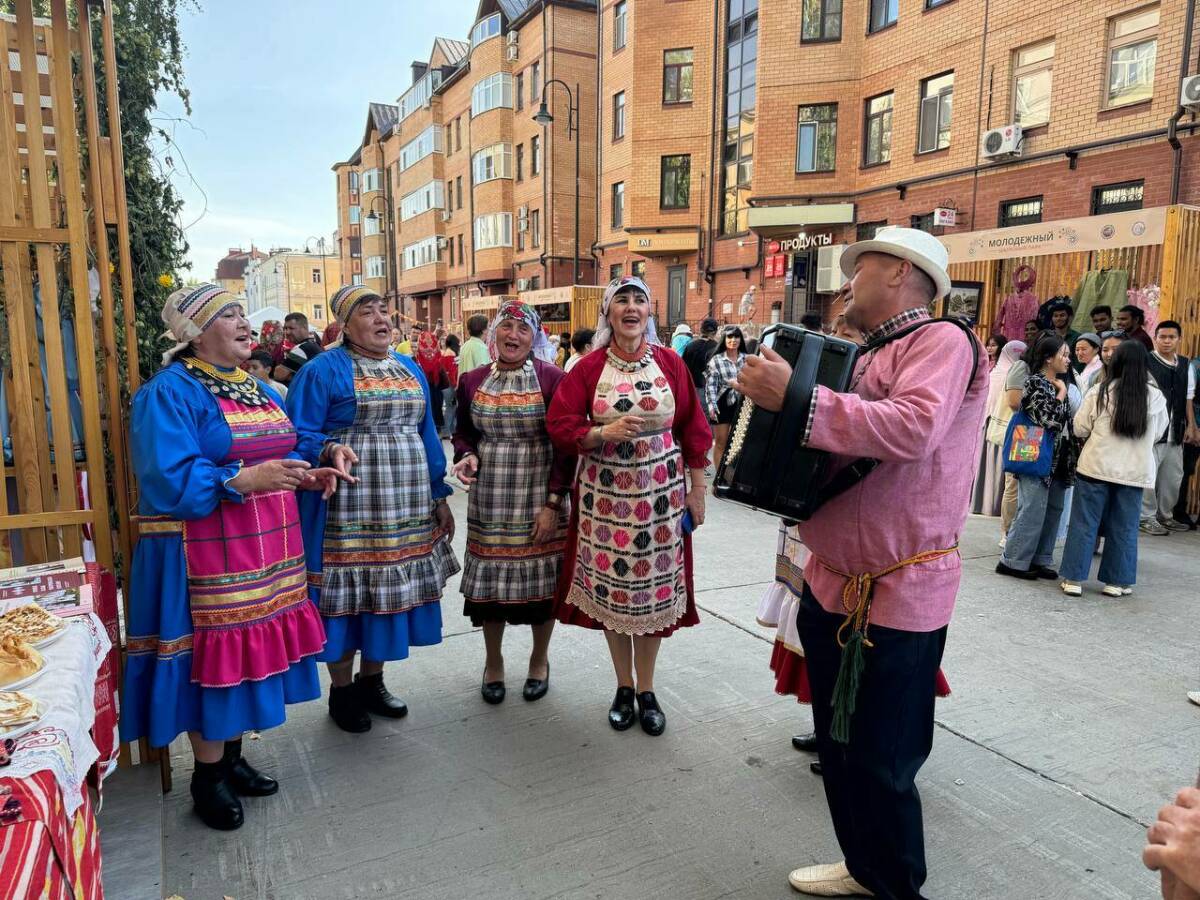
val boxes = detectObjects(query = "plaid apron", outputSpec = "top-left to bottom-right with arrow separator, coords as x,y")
319,354 -> 459,616
461,361 -> 566,606
565,355 -> 688,635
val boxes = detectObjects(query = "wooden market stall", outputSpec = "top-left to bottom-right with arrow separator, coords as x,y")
516,284 -> 605,335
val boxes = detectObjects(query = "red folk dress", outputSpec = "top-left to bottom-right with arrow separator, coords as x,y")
547,343 -> 712,637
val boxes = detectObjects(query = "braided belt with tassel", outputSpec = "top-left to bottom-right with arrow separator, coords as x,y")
816,545 -> 959,745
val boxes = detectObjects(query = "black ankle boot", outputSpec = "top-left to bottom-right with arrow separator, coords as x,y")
190,759 -> 243,831
329,683 -> 371,733
222,740 -> 279,797
608,686 -> 636,731
636,691 -> 666,736
356,672 -> 409,718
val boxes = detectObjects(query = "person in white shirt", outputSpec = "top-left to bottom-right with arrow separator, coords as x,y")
563,327 -> 594,373
1140,321 -> 1198,535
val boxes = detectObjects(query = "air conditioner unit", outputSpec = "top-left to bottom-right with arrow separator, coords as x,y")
506,45 -> 519,62
815,245 -> 847,293
980,124 -> 1023,161
441,209 -> 451,222
437,237 -> 449,250
517,278 -> 530,291
517,205 -> 529,231
507,30 -> 519,45
1181,75 -> 1200,110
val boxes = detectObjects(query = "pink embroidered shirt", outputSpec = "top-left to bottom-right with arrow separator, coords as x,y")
796,311 -> 989,633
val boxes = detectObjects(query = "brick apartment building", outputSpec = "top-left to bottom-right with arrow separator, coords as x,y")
213,246 -> 266,297
333,0 -> 1200,330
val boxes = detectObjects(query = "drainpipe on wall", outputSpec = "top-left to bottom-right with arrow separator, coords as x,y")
1169,0 -> 1197,204
704,0 -> 721,317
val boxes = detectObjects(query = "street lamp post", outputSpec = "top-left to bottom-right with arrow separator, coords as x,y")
365,194 -> 396,312
532,79 -> 580,286
305,235 -> 330,302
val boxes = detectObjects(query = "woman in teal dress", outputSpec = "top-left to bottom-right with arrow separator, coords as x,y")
288,286 -> 459,733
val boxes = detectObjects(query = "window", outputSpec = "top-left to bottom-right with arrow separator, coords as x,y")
632,260 -> 646,279
529,275 -> 541,290
352,273 -> 363,286
918,72 -> 953,153
348,205 -> 361,225
472,143 -> 513,184
796,104 -> 837,173
612,182 -> 625,228
445,124 -> 453,155
516,72 -> 525,111
613,91 -> 626,139
400,125 -> 442,170
456,176 -> 463,209
398,70 -> 442,122
474,213 -> 513,249
801,0 -> 841,41
349,237 -> 361,258
869,0 -> 897,32
472,73 -> 514,117
663,50 -> 694,104
366,255 -> 386,279
448,238 -> 455,267
516,143 -> 525,181
660,155 -> 691,209
613,1 -> 627,50
856,221 -> 886,241
999,196 -> 1043,228
348,171 -> 359,192
720,0 -> 757,234
457,233 -> 464,261
361,168 -> 381,193
446,180 -> 453,214
531,209 -> 541,247
517,216 -> 526,252
403,237 -> 439,270
400,180 -> 446,221
925,0 -> 953,7
1013,40 -> 1054,127
910,213 -> 935,232
863,92 -> 893,166
610,263 -> 625,281
1107,6 -> 1158,108
313,304 -> 324,321
531,61 -> 541,104
455,117 -> 462,152
1091,180 -> 1144,215
363,214 -> 381,236
471,12 -> 501,47
312,268 -> 321,284
531,135 -> 541,175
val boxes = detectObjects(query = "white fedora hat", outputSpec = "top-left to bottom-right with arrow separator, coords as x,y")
839,226 -> 951,301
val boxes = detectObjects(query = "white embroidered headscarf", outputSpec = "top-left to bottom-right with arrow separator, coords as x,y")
593,276 -> 661,349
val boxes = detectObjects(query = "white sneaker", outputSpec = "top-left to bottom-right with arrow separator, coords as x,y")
1101,585 -> 1123,597
1060,581 -> 1082,597
1187,691 -> 1200,707
998,536 -> 1006,551
788,861 -> 874,896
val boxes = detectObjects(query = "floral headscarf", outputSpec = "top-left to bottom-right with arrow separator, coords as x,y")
486,300 -> 556,363
593,276 -> 661,349
159,282 -> 240,366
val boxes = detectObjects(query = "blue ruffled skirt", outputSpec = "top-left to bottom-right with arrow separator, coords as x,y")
317,603 -> 443,663
119,534 -> 322,747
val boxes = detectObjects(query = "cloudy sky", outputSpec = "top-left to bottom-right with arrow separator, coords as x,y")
161,0 -> 480,280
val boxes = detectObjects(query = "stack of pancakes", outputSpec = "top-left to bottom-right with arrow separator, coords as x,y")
0,635 -> 43,688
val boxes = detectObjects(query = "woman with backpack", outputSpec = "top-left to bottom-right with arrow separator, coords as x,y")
1059,341 -> 1167,597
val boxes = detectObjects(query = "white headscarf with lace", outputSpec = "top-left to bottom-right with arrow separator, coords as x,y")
592,276 -> 661,349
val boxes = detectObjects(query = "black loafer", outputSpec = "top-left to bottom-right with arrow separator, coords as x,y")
481,675 -> 506,705
190,771 -> 244,831
791,732 -> 818,753
224,756 -> 279,797
329,684 -> 371,733
1033,565 -> 1058,580
995,561 -> 1038,580
608,686 -> 636,731
356,672 -> 408,718
522,662 -> 549,702
810,761 -> 823,776
636,691 -> 666,736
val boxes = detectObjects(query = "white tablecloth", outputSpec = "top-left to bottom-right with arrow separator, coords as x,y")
3,614 -> 110,816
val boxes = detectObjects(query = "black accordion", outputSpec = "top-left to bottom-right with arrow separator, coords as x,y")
713,325 -> 861,520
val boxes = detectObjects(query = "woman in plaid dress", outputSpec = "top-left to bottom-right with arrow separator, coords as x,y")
289,287 -> 460,734
450,302 -> 575,704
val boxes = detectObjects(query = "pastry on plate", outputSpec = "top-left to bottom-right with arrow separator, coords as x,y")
0,603 -> 64,644
0,690 -> 41,729
0,635 -> 43,688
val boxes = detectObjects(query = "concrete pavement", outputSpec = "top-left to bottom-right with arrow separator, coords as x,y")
100,488 -> 1199,899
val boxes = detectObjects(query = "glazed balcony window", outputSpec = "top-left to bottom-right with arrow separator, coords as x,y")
472,73 -> 514,117
400,125 -> 443,171
398,71 -> 442,122
361,168 -> 381,193
471,13 -> 501,48
474,213 -> 513,250
472,143 -> 513,185
400,181 -> 446,221
404,236 -> 440,270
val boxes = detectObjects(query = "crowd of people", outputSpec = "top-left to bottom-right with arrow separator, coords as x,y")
117,228 -> 1199,897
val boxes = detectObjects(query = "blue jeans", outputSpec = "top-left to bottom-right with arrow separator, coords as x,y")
1001,475 -> 1068,570
1059,475 -> 1141,586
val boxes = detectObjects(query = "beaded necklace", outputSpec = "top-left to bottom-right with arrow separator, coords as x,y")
181,356 -> 271,406
604,342 -> 653,373
490,357 -> 534,377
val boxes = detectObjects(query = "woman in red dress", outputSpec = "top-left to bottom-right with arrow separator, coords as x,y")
547,277 -> 712,736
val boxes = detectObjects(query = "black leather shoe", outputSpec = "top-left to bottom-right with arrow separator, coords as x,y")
222,741 -> 278,797
1033,565 -> 1058,580
636,691 -> 666,736
190,768 -> 244,831
810,761 -> 823,776
608,686 -> 636,731
481,675 -> 506,705
995,561 -> 1038,580
356,672 -> 408,718
791,732 -> 818,753
329,683 -> 371,733
522,662 -> 549,702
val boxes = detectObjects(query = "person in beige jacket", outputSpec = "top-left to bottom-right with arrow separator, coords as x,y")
1059,341 -> 1168,597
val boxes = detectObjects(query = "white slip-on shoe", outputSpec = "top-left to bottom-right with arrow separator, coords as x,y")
1060,581 -> 1082,597
788,861 -> 874,896
1101,584 -> 1124,597
1187,691 -> 1200,707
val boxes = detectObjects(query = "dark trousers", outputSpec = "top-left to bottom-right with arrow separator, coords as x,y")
798,586 -> 947,900
1174,442 -> 1199,526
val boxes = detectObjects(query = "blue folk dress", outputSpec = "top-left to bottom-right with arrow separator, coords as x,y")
120,362 -> 325,748
287,347 -> 458,663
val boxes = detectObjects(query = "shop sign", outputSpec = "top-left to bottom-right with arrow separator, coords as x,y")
933,207 -> 957,227
520,285 -> 574,307
627,232 -> 700,255
767,240 -> 782,254
777,231 -> 834,253
940,207 -> 1167,263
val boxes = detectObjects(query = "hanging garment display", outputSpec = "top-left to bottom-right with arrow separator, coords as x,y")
994,264 -> 1040,340
1127,283 -> 1162,333
1072,269 -> 1130,331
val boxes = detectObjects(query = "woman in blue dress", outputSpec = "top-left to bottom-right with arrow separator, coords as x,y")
122,284 -> 346,830
288,286 -> 459,733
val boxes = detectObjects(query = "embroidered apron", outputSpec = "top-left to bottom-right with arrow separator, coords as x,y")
318,354 -> 458,616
